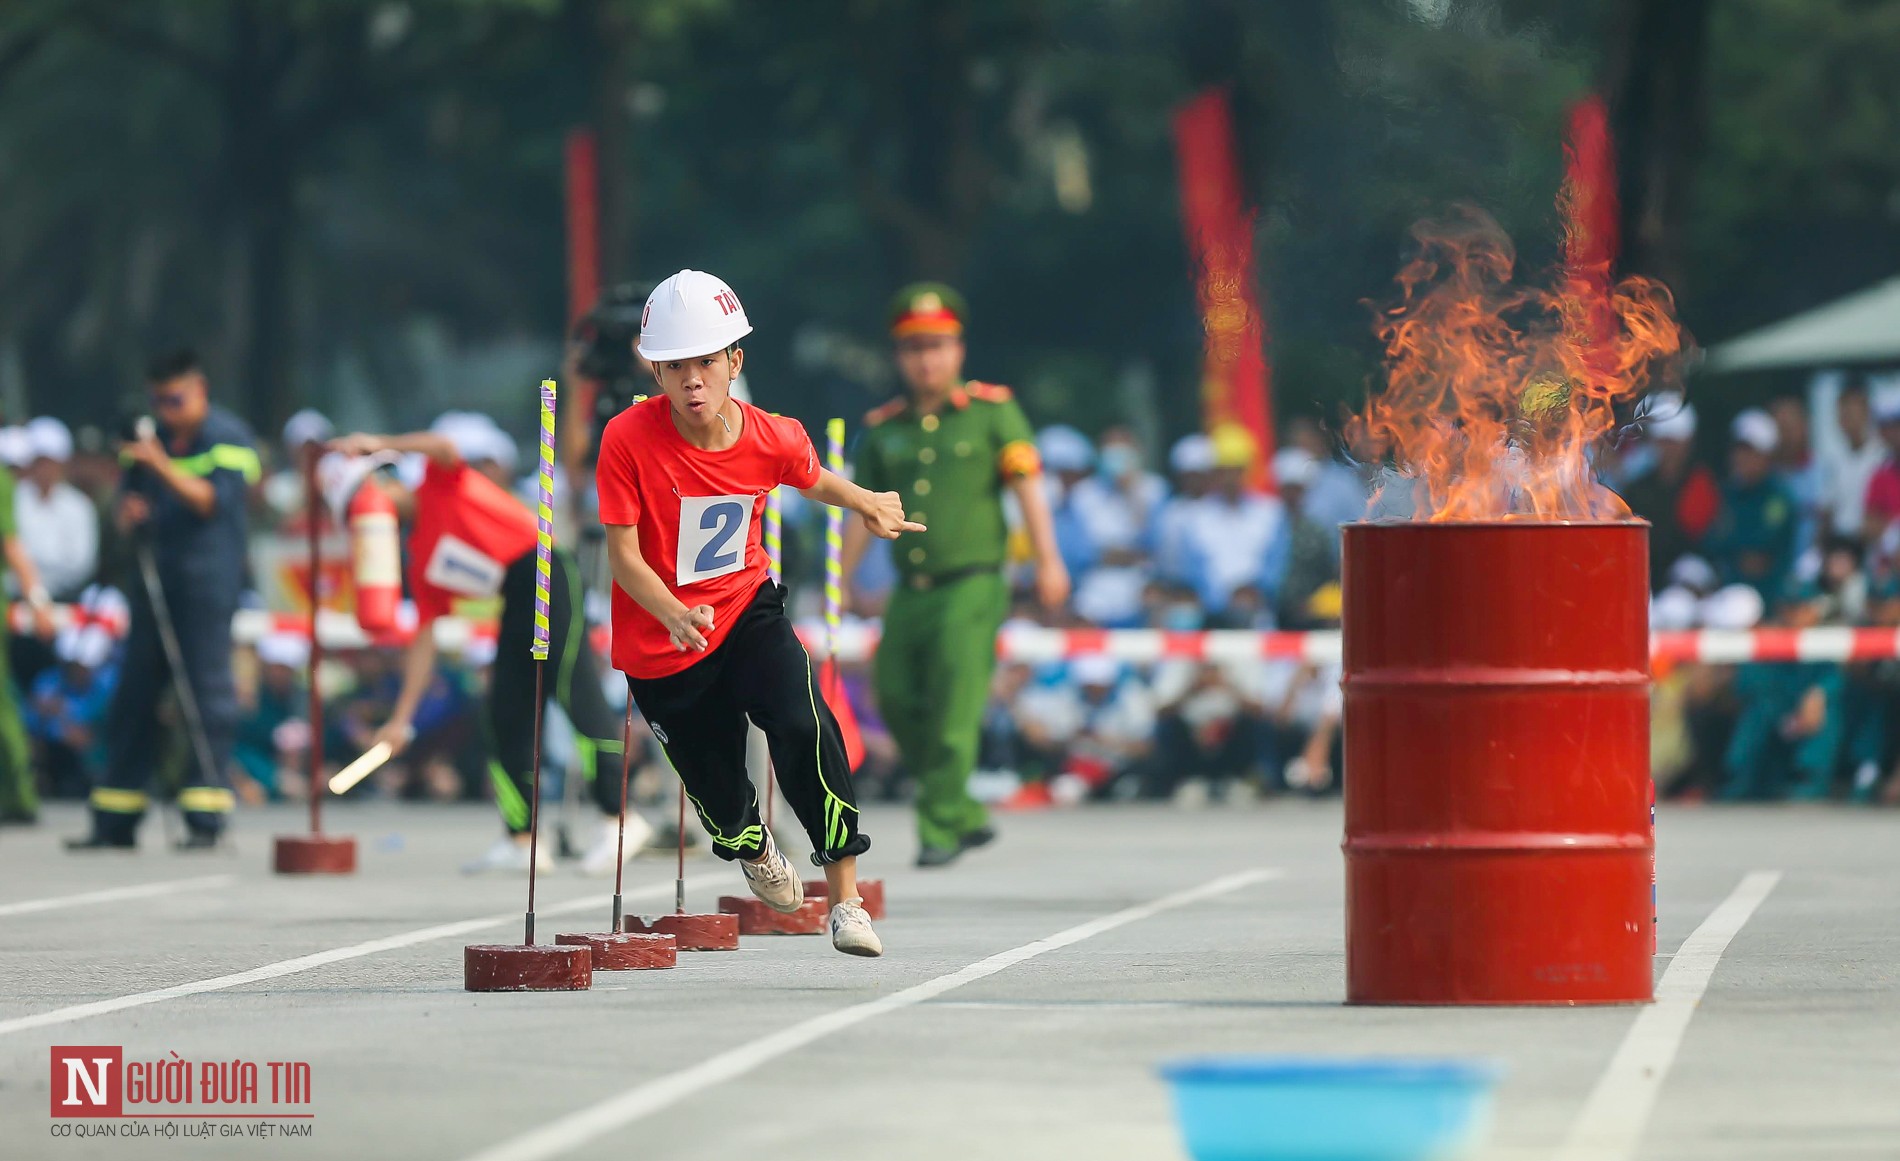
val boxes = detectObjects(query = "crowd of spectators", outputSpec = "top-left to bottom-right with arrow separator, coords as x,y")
1609,375 -> 1900,805
843,416 -> 1364,808
10,370 -> 1900,818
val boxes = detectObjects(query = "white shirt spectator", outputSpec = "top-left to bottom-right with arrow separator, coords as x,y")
1179,491 -> 1286,611
15,418 -> 98,599
16,482 -> 97,597
1014,658 -> 1156,750
1071,565 -> 1149,627
1070,470 -> 1167,554
1257,660 -> 1344,728
1301,459 -> 1371,538
1823,430 -> 1888,537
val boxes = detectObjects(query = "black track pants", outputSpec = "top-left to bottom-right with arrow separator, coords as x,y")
625,581 -> 869,865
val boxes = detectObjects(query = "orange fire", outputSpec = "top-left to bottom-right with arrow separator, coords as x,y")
1360,205 -> 1687,521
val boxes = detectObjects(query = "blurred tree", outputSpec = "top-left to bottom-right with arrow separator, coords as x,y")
61,0 -> 546,429
0,0 -> 1889,451
1688,0 -> 1900,339
1603,0 -> 1714,292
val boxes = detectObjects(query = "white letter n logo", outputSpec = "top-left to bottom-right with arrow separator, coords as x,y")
63,1057 -> 110,1106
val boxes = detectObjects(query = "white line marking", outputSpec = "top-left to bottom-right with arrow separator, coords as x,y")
0,875 -> 233,919
464,867 -> 1282,1161
0,883 -> 672,1039
1554,870 -> 1781,1161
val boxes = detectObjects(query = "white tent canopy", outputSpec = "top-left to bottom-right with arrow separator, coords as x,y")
1704,276 -> 1900,372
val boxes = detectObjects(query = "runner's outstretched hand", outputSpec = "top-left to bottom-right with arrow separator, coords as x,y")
860,491 -> 926,540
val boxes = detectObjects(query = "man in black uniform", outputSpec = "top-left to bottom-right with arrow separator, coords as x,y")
68,350 -> 259,850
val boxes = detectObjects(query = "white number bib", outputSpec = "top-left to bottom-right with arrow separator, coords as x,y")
676,494 -> 752,586
423,533 -> 508,597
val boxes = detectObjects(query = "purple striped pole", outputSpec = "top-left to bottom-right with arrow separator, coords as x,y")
532,380 -> 556,661
525,379 -> 557,943
824,419 -> 844,661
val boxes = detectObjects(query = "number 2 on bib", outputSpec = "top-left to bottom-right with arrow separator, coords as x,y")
676,494 -> 753,586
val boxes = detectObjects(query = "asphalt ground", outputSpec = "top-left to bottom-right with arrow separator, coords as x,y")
0,800 -> 1894,1160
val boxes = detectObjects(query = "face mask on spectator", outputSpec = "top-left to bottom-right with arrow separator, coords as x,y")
1099,444 -> 1139,480
1162,604 -> 1201,631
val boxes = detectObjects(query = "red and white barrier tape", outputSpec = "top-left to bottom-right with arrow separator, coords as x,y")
13,604 -> 1900,665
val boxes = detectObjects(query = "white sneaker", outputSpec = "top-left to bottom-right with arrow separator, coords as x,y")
739,832 -> 803,913
829,898 -> 883,957
461,837 -> 554,875
580,814 -> 656,877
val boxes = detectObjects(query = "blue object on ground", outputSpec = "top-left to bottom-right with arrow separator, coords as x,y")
1159,1056 -> 1503,1161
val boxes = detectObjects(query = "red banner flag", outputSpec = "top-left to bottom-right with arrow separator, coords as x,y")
1561,95 -> 1620,376
1172,88 -> 1275,488
563,128 -> 601,330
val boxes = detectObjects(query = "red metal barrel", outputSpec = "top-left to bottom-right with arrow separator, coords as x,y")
1342,521 -> 1653,1005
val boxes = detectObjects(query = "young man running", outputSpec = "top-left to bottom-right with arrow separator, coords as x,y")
597,269 -> 921,957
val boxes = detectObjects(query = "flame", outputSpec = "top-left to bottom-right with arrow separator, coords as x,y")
1360,205 -> 1687,522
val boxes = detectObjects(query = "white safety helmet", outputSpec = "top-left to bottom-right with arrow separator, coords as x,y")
25,416 -> 73,464
637,269 -> 753,362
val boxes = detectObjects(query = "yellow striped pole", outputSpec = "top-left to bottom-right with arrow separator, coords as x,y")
764,487 -> 783,584
532,380 -> 556,662
824,418 -> 844,659
525,379 -> 557,943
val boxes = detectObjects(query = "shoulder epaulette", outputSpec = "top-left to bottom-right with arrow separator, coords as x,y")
863,398 -> 909,428
965,381 -> 1014,403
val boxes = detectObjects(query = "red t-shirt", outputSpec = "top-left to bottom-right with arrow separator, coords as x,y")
408,459 -> 540,623
596,397 -> 821,677
1864,460 -> 1900,528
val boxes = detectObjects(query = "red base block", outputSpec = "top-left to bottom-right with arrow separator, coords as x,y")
804,878 -> 885,920
555,931 -> 677,970
621,912 -> 739,951
718,896 -> 826,935
463,944 -> 591,992
272,834 -> 357,875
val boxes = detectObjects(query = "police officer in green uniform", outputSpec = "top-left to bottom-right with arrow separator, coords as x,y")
844,284 -> 1069,866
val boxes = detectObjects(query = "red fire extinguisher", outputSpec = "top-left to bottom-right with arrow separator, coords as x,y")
349,479 -> 401,634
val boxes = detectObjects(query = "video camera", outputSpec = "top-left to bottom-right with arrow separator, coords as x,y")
572,282 -> 649,386
571,282 -> 654,467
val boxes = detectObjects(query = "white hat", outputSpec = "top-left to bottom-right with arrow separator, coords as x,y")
1730,408 -> 1778,453
55,624 -> 114,669
1650,586 -> 1701,631
1871,377 -> 1900,424
256,631 -> 310,670
478,427 -> 519,473
1169,433 -> 1217,474
637,269 -> 753,361
282,408 -> 333,450
0,426 -> 30,468
1667,554 -> 1718,593
24,416 -> 73,463
1639,392 -> 1697,443
1271,446 -> 1319,489
1700,584 -> 1765,631
1037,425 -> 1094,473
430,412 -> 517,471
1069,654 -> 1121,688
